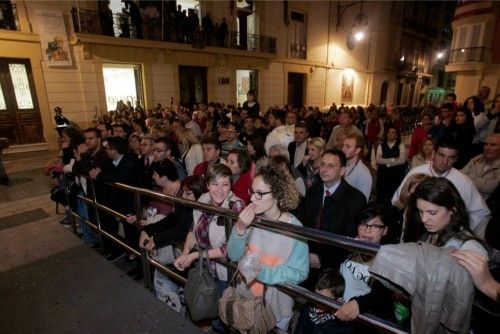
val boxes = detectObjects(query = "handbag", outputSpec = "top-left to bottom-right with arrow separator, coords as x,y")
184,249 -> 220,322
218,269 -> 276,334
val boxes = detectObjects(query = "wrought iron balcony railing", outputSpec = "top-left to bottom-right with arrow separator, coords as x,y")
448,47 -> 485,64
0,3 -> 20,31
289,42 -> 307,59
72,8 -> 277,54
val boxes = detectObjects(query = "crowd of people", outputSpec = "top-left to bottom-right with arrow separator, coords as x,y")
76,1 -> 229,47
48,86 -> 500,333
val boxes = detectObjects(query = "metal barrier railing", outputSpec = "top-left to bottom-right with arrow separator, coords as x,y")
64,174 -> 408,334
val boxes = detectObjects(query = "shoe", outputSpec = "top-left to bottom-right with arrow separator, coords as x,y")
106,252 -> 125,262
126,254 -> 137,263
126,266 -> 144,280
59,217 -> 71,225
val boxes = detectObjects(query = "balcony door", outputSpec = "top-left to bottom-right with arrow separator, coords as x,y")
178,66 -> 207,108
0,58 -> 43,144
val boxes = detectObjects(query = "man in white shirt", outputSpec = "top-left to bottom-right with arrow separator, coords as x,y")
392,139 -> 490,238
265,110 -> 294,154
342,133 -> 372,201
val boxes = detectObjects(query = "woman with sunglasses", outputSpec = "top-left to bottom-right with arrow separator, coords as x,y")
227,165 -> 309,332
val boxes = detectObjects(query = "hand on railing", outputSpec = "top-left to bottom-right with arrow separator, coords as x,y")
335,299 -> 360,321
174,252 -> 197,271
139,231 -> 155,251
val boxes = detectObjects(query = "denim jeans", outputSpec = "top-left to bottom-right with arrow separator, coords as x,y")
77,195 -> 99,245
212,278 -> 229,334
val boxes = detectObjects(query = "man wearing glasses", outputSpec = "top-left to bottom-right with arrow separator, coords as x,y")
298,149 -> 367,287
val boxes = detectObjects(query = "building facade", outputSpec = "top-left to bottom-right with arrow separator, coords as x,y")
0,0 -> 455,150
445,0 -> 500,103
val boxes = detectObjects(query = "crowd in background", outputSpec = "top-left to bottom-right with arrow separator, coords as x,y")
48,86 -> 500,333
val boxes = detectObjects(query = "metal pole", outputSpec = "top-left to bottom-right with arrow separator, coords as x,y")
89,179 -> 104,254
134,192 -> 153,289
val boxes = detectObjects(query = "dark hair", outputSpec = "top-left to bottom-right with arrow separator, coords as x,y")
201,136 -> 221,151
383,126 -> 401,145
315,269 -> 345,298
84,127 -> 102,138
155,137 -> 181,159
404,177 -> 473,246
152,159 -> 179,182
181,175 -> 207,200
105,136 -> 128,154
446,93 -> 457,101
295,120 -> 309,131
440,103 -> 455,111
437,137 -> 459,152
131,118 -> 147,133
322,149 -> 347,167
356,204 -> 387,227
271,155 -> 292,174
247,90 -> 256,99
63,127 -> 85,149
269,110 -> 286,124
454,108 -> 476,135
248,135 -> 266,160
228,148 -> 252,174
227,121 -> 241,133
463,95 -> 485,116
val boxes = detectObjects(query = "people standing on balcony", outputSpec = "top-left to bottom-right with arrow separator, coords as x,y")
202,12 -> 214,45
98,0 -> 114,37
218,17 -> 228,47
326,109 -> 363,150
144,1 -> 160,40
448,108 -> 476,169
124,0 -> 142,39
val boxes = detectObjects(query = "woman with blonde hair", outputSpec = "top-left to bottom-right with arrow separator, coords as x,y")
410,138 -> 436,169
176,127 -> 203,175
298,137 -> 326,189
228,165 -> 309,332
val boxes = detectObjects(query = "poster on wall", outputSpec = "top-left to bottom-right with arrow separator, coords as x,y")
33,9 -> 72,67
341,73 -> 354,102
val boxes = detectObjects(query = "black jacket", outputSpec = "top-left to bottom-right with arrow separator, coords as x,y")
96,153 -> 139,216
298,178 -> 367,268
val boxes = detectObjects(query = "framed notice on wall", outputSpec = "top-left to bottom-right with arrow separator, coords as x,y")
341,73 -> 354,102
33,9 -> 72,67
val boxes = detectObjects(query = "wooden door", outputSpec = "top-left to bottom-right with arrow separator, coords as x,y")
0,58 -> 43,144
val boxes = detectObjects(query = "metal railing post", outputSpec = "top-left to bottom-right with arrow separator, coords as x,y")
134,192 -> 153,289
62,173 -> 77,234
89,179 -> 105,254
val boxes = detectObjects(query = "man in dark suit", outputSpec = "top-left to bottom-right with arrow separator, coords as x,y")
298,149 -> 367,287
89,136 -> 139,259
288,120 -> 309,168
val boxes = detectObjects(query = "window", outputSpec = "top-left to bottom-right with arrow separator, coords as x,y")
102,63 -> 144,112
289,10 -> 307,59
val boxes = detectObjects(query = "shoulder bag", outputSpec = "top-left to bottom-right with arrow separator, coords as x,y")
218,269 -> 276,334
184,249 -> 220,322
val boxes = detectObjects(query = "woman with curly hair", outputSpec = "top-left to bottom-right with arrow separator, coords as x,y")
227,165 -> 309,332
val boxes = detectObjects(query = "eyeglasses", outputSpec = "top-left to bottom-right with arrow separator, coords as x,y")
358,223 -> 386,231
248,189 -> 272,200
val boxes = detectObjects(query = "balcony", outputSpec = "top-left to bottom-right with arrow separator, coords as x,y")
72,8 -> 276,54
448,47 -> 485,64
289,42 -> 307,59
0,3 -> 20,31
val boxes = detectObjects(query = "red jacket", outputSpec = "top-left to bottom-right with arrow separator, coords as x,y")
408,126 -> 428,159
232,168 -> 253,203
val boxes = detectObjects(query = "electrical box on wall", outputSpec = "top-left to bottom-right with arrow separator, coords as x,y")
218,77 -> 230,85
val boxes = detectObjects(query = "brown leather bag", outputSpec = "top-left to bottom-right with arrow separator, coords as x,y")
218,271 -> 275,334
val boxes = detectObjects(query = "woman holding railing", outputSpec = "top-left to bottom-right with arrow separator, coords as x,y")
174,163 -> 245,333
227,165 -> 309,332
